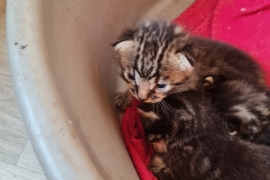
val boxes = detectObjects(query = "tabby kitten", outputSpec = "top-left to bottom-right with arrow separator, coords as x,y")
139,79 -> 270,153
208,80 -> 270,145
138,91 -> 270,180
114,20 -> 266,106
114,19 -> 270,144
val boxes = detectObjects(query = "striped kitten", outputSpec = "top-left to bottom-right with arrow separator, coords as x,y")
114,20 -> 266,106
114,20 -> 270,145
138,92 -> 270,180
208,80 -> 270,145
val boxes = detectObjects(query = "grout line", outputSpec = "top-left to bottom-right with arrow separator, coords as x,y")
14,139 -> 46,176
16,163 -> 46,176
15,138 -> 29,166
1,161 -> 46,177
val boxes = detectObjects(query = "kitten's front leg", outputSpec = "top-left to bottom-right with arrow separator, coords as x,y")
148,134 -> 168,154
149,153 -> 174,180
152,140 -> 167,154
115,90 -> 133,111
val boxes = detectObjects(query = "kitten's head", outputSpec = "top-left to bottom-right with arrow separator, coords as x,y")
113,20 -> 194,103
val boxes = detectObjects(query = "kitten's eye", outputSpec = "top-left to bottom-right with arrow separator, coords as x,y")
128,74 -> 135,81
156,84 -> 166,89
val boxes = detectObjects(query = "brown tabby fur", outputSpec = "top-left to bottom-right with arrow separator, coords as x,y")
114,19 -> 270,145
138,92 -> 270,180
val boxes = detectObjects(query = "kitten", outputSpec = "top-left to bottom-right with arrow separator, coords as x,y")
208,80 -> 270,145
113,19 -> 266,106
138,91 -> 270,180
114,19 -> 270,145
140,79 -> 270,148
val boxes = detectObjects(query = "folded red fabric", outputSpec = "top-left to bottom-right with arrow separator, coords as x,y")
121,0 -> 270,179
121,99 -> 156,180
211,0 -> 270,84
175,0 -> 270,84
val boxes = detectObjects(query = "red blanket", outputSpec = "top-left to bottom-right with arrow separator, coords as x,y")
121,0 -> 270,179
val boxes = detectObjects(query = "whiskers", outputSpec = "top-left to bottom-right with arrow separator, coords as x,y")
155,100 -> 174,119
153,102 -> 158,116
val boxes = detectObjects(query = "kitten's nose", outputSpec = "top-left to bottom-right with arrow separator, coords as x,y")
138,90 -> 148,101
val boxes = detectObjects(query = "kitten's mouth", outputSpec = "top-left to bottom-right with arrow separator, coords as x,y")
129,88 -> 162,103
152,96 -> 159,100
143,96 -> 162,103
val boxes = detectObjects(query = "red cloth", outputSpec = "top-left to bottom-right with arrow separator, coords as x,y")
121,0 -> 270,179
121,99 -> 156,180
175,0 -> 270,85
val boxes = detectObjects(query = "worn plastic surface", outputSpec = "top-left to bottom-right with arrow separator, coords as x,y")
6,0 -> 193,179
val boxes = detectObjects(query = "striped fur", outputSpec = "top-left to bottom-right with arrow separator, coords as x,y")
114,19 -> 270,145
114,20 -> 194,103
114,19 -> 266,104
139,92 -> 270,180
208,80 -> 270,145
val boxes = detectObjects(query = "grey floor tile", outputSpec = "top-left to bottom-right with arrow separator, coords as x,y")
16,140 -> 45,175
0,161 -> 47,180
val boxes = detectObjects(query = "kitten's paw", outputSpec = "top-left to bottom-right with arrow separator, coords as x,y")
149,154 -> 167,174
115,91 -> 132,111
148,134 -> 167,153
152,140 -> 167,153
149,154 -> 173,180
203,76 -> 214,88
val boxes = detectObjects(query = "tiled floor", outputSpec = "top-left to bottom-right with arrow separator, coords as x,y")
0,1 -> 47,179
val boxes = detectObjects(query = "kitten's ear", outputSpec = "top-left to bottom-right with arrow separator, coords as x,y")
112,40 -> 134,52
179,53 -> 194,70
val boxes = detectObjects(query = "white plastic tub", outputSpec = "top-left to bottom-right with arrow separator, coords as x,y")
6,0 -> 193,179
